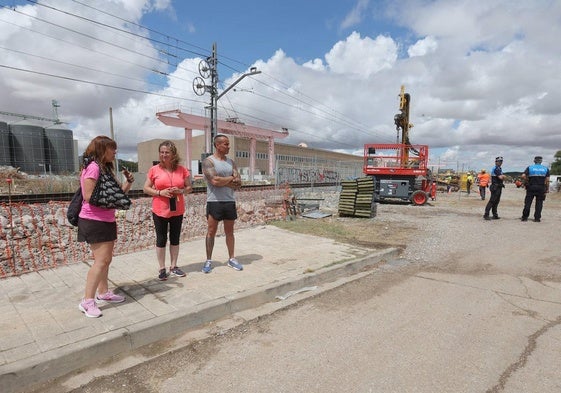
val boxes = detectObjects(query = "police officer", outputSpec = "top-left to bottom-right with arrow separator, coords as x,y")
520,156 -> 550,222
484,156 -> 505,220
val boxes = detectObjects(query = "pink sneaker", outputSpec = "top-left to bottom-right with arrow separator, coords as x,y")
79,298 -> 102,318
95,290 -> 126,304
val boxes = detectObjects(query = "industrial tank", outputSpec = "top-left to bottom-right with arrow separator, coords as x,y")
9,121 -> 46,174
44,125 -> 75,174
0,121 -> 10,166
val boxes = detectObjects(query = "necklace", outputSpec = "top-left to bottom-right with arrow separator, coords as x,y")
165,168 -> 174,187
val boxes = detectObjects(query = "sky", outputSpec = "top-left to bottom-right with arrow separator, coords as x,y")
1,0 -> 560,172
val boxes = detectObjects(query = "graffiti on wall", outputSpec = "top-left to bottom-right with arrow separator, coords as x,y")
277,167 -> 340,183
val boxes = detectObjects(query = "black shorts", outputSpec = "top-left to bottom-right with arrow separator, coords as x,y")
206,201 -> 237,221
77,218 -> 117,244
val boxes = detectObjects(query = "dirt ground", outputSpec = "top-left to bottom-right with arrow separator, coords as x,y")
275,185 -> 561,279
274,184 -> 561,261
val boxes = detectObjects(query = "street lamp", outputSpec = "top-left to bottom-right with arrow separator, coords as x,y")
211,68 -> 261,150
217,68 -> 261,101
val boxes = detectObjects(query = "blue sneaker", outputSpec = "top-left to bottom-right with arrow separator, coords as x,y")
227,258 -> 243,271
158,268 -> 168,281
202,260 -> 213,274
169,266 -> 186,277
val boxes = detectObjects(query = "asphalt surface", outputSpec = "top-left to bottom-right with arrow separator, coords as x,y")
0,225 -> 397,393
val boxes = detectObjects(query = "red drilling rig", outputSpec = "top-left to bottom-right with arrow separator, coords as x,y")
363,86 -> 433,205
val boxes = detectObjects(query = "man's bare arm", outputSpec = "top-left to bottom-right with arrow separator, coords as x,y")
203,158 -> 237,187
230,161 -> 242,189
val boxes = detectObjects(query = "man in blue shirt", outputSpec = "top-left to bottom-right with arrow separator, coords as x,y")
484,156 -> 505,220
520,156 -> 550,222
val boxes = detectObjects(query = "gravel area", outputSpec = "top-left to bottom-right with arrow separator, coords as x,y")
298,185 -> 561,280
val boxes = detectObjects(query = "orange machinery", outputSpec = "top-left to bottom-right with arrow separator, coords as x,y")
362,86 -> 432,205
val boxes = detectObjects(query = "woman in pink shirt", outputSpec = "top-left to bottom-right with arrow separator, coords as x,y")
78,136 -> 134,318
143,140 -> 192,280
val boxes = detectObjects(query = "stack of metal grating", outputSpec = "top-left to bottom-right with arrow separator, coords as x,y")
337,177 -> 377,218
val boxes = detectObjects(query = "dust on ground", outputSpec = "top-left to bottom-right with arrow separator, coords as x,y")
273,186 -> 561,280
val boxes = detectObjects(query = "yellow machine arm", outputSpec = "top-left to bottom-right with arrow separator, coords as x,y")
394,85 -> 415,165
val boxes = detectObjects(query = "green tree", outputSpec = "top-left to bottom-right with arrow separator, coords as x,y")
551,151 -> 561,174
117,159 -> 138,172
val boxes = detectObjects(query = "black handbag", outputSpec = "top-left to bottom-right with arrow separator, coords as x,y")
89,170 -> 132,210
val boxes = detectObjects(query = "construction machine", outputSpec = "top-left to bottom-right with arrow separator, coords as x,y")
363,86 -> 432,205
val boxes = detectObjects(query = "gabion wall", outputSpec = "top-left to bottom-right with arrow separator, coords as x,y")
0,188 -> 289,278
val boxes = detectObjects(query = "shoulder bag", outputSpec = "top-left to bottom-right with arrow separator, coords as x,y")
89,170 -> 132,210
67,187 -> 83,226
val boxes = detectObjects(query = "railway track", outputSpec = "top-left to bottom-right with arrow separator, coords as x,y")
0,182 -> 338,204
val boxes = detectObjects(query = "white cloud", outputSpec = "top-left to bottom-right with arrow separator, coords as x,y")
302,58 -> 325,71
325,32 -> 398,78
408,36 -> 438,57
340,0 -> 370,30
1,0 -> 561,173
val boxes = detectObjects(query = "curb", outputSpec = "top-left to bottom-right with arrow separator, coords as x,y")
2,248 -> 399,393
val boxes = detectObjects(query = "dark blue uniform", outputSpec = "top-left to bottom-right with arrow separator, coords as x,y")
521,163 -> 549,221
484,160 -> 504,219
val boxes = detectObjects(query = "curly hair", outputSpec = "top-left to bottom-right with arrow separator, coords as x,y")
158,140 -> 181,171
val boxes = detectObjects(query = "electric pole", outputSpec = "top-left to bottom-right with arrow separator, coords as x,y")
193,42 -> 261,156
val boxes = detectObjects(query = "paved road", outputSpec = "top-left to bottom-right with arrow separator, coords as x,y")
49,260 -> 561,393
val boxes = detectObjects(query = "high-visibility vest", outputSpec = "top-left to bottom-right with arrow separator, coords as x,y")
478,173 -> 490,186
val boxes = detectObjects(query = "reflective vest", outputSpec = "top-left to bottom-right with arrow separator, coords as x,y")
478,173 -> 490,187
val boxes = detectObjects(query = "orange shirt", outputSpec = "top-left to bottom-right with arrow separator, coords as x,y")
147,164 -> 190,218
477,172 -> 491,187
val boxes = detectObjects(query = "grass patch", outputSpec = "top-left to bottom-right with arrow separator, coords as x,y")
269,215 -> 413,250
270,217 -> 356,243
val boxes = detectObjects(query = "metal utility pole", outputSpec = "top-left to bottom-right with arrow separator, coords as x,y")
109,107 -> 119,173
193,42 -> 261,155
210,43 -> 218,149
51,100 -> 60,123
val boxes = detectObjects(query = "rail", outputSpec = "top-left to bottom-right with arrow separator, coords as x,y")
0,182 -> 338,204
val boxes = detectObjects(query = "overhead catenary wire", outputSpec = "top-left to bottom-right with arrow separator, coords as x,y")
219,61 -> 393,143
5,2 -> 377,139
1,1 -> 393,148
25,0 -> 209,60
0,63 -> 207,105
0,45 -> 198,98
1,6 -> 190,77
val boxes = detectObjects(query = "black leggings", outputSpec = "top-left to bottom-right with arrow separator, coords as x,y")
152,213 -> 183,247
